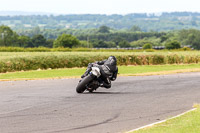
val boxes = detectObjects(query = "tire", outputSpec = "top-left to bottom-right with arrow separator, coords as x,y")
76,75 -> 94,93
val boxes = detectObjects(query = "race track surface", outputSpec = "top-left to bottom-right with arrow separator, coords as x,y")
1,72 -> 200,133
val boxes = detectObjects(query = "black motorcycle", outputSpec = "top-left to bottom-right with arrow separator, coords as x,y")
76,66 -> 102,93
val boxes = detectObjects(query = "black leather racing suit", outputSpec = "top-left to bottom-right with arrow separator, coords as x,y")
82,57 -> 118,88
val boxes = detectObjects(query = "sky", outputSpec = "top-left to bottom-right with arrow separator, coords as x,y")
0,0 -> 200,15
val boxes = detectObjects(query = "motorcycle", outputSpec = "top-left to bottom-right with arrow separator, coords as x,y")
76,66 -> 102,93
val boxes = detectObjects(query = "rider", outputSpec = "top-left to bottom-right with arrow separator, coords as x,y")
81,56 -> 118,88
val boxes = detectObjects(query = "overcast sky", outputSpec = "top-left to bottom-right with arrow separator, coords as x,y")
0,0 -> 200,14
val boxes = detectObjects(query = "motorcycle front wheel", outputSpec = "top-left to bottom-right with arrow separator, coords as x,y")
76,75 -> 94,93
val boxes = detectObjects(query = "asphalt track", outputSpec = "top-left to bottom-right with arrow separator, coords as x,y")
1,72 -> 200,133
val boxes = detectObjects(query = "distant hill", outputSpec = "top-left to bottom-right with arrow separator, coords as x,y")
0,11 -> 54,16
1,11 -> 200,31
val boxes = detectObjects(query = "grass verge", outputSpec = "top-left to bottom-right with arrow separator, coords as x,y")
0,64 -> 200,81
128,105 -> 200,133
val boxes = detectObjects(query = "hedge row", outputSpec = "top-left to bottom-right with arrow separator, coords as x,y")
0,54 -> 200,73
0,47 -> 146,52
0,47 -> 83,52
0,47 -> 192,52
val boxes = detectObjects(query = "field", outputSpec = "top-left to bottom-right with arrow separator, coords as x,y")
1,51 -> 200,73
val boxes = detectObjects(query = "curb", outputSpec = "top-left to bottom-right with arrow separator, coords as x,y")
126,108 -> 197,133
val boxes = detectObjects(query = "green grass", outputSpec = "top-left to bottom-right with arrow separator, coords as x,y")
130,106 -> 200,133
0,68 -> 85,80
119,64 -> 200,75
1,64 -> 200,80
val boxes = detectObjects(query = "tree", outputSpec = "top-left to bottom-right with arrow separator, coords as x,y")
31,34 -> 47,47
90,39 -> 117,48
130,25 -> 142,32
98,25 -> 110,33
130,39 -> 150,48
160,35 -> 168,42
0,25 -> 18,47
165,40 -> 181,49
32,26 -> 41,35
118,40 -> 130,48
105,41 -> 116,48
112,36 -> 124,46
79,40 -> 93,48
46,39 -> 54,48
53,34 -> 80,48
91,39 -> 107,48
143,43 -> 152,49
18,36 -> 32,47
178,29 -> 200,50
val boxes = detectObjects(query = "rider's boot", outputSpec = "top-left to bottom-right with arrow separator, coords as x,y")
101,82 -> 111,89
101,78 -> 111,89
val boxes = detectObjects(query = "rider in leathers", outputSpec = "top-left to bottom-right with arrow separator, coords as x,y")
81,56 -> 118,88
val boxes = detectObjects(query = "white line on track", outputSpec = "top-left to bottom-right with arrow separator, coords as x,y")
126,108 -> 197,133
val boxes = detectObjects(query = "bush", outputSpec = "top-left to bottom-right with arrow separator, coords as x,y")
182,47 -> 191,51
53,34 -> 80,48
165,40 -> 181,49
143,43 -> 152,49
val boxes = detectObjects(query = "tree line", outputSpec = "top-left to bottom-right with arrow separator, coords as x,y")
1,12 -> 200,31
1,25 -> 200,49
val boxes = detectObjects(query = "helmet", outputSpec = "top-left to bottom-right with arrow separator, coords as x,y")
107,56 -> 117,65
